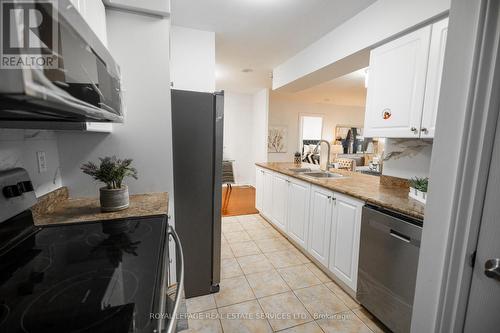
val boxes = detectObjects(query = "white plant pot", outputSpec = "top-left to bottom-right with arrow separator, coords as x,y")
409,187 -> 427,204
99,186 -> 130,212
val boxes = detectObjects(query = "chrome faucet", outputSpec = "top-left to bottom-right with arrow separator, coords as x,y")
314,140 -> 332,171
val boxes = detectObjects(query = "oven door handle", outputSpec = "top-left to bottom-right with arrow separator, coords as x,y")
162,226 -> 185,333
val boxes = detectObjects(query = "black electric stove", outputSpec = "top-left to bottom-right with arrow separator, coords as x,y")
0,168 -> 182,333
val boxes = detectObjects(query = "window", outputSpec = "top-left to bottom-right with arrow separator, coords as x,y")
299,115 -> 323,148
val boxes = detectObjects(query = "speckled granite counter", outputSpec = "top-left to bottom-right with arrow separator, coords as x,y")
32,187 -> 169,226
256,162 -> 424,220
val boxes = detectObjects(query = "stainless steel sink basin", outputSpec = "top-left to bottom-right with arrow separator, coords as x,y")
301,171 -> 345,179
288,167 -> 312,173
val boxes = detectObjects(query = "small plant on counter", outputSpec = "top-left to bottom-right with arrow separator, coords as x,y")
409,177 -> 428,193
409,177 -> 428,204
81,156 -> 138,212
81,156 -> 138,189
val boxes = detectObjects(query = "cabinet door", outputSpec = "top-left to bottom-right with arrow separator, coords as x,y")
255,168 -> 264,212
262,171 -> 273,219
103,0 -> 170,17
308,186 -> 333,266
329,193 -> 364,291
364,25 -> 432,138
271,173 -> 288,232
71,0 -> 108,46
287,178 -> 311,249
83,0 -> 108,46
420,18 -> 449,138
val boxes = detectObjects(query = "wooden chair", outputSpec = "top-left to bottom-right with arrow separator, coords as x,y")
222,160 -> 235,214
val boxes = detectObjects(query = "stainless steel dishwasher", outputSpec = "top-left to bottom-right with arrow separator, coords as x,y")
357,204 -> 423,333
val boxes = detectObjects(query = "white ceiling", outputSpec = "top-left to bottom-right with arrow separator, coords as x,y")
272,68 -> 367,107
171,0 -> 376,94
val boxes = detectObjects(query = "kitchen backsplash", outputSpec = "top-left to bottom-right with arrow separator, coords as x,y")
382,138 -> 433,179
0,129 -> 62,197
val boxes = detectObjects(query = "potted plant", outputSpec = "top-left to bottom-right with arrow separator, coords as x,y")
409,177 -> 428,204
294,152 -> 302,165
81,156 -> 138,212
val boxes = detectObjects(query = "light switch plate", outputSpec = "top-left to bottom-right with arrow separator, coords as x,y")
36,151 -> 47,173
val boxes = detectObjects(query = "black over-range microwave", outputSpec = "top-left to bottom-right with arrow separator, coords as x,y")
0,0 -> 124,130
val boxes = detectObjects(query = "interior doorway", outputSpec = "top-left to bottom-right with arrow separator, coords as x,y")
221,186 -> 259,217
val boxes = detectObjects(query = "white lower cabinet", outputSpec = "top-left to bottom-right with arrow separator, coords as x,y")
287,178 -> 311,249
307,186 -> 334,267
270,173 -> 289,232
255,168 -> 264,212
254,167 -> 364,292
328,193 -> 364,291
261,170 -> 273,219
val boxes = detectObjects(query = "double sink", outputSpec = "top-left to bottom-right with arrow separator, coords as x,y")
288,167 -> 346,179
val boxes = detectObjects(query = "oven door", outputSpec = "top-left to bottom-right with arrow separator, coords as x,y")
157,226 -> 185,333
0,0 -> 124,123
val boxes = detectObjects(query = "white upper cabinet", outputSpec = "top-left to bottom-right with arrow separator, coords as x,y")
103,0 -> 170,17
287,178 -> 311,249
364,18 -> 448,139
364,25 -> 431,138
271,173 -> 289,232
71,0 -> 108,46
328,193 -> 364,291
308,185 -> 333,266
420,18 -> 449,138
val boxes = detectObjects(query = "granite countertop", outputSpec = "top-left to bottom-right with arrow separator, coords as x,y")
32,187 -> 169,226
256,162 -> 425,220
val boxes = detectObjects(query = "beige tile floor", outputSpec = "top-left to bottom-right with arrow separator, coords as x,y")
184,214 -> 389,333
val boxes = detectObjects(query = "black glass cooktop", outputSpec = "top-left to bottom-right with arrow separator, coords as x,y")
0,215 -> 167,333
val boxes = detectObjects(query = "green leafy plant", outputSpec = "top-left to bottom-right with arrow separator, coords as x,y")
409,177 -> 429,193
81,156 -> 138,189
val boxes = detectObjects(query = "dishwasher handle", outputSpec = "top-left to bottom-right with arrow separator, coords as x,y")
389,229 -> 412,243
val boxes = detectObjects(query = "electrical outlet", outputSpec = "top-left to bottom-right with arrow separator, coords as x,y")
37,151 -> 47,173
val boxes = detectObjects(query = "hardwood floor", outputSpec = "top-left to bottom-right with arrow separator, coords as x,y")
222,185 -> 259,217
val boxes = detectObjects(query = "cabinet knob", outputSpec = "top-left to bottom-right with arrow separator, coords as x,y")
421,127 -> 429,134
410,127 -> 418,134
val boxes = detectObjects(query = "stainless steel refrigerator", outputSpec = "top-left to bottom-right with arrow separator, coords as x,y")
171,89 -> 223,298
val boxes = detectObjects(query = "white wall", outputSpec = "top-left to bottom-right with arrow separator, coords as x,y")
170,26 -> 215,93
57,10 -> 174,201
252,89 -> 269,165
223,89 -> 269,186
268,94 -> 365,162
382,139 -> 433,179
223,92 -> 255,185
273,0 -> 450,90
0,130 -> 62,197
